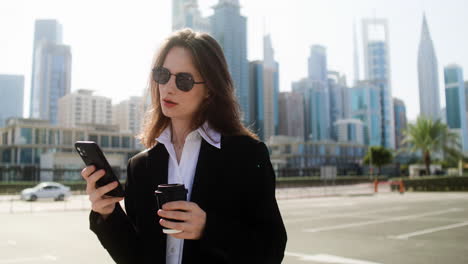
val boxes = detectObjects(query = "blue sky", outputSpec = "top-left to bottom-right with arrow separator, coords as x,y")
1,0 -> 467,121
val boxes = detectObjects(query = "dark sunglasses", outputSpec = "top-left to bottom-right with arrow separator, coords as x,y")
152,66 -> 205,92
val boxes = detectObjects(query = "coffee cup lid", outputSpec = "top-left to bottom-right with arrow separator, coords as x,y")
163,229 -> 182,234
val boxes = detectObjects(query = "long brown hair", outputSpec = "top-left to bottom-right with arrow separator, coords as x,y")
138,29 -> 257,148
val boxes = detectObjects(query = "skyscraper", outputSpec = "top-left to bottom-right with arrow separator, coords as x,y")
278,92 -> 305,140
362,18 -> 396,149
292,78 -> 313,141
30,20 -> 71,124
328,71 -> 349,140
353,20 -> 361,85
444,64 -> 468,153
308,45 -> 328,83
248,35 -> 279,142
249,60 -> 264,137
350,81 -> 382,146
465,81 -> 468,115
418,14 -> 441,121
393,98 -> 407,149
30,20 -> 62,118
261,35 -> 279,142
172,0 -> 209,32
210,0 -> 249,123
306,45 -> 330,141
31,42 -> 72,124
292,78 -> 330,141
0,75 -> 24,127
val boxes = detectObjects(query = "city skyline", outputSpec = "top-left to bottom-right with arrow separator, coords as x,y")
1,0 -> 468,122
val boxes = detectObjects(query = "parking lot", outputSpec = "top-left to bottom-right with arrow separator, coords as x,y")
0,192 -> 467,263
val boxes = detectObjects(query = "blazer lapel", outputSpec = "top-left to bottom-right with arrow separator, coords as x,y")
147,143 -> 169,188
183,137 -> 222,263
189,138 -> 222,207
146,143 -> 168,264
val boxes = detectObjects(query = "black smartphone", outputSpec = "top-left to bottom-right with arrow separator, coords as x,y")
74,141 -> 125,197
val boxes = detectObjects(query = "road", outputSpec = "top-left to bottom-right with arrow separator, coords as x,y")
0,192 -> 467,263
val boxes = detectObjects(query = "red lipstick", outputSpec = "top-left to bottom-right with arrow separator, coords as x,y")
163,99 -> 178,107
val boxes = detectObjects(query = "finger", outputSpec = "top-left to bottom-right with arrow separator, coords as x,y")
87,169 -> 106,185
88,188 -> 111,203
81,165 -> 96,179
162,201 -> 193,211
85,170 -> 106,194
96,181 -> 120,197
158,210 -> 191,221
159,218 -> 187,231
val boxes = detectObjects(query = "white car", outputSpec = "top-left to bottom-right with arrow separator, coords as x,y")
20,182 -> 71,201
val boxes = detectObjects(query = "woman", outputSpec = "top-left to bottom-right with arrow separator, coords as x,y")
81,29 -> 287,264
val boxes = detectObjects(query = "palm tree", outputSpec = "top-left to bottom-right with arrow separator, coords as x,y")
402,117 -> 462,176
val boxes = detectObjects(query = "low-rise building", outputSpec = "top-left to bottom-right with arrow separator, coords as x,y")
0,118 -> 141,181
268,136 -> 366,177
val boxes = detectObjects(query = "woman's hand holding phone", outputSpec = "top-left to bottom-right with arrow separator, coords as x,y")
81,165 -> 124,220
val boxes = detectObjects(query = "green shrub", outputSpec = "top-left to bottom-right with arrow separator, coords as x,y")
402,176 -> 468,191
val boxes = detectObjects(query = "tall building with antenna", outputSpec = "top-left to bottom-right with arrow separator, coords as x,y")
362,18 -> 396,149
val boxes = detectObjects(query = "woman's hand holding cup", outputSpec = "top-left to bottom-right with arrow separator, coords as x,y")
157,201 -> 207,240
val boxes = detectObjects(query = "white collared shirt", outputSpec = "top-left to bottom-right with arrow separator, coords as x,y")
155,122 -> 221,264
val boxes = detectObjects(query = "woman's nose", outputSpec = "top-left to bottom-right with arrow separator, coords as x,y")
161,75 -> 177,93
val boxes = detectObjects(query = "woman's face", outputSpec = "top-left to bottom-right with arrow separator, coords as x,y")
158,46 -> 208,122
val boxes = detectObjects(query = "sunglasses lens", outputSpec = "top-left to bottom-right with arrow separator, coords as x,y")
153,67 -> 170,84
176,73 -> 194,92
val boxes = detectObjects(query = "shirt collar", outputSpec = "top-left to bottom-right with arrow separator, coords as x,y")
198,121 -> 221,149
155,121 -> 221,149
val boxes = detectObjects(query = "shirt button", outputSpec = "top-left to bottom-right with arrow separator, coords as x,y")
170,247 -> 175,253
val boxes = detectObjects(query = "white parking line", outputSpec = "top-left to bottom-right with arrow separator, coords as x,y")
285,252 -> 382,264
304,208 -> 464,233
284,206 -> 408,223
287,206 -> 408,217
389,221 -> 468,240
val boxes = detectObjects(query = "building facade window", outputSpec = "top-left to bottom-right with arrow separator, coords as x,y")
89,134 -> 98,143
48,130 -> 59,145
20,128 -> 33,144
63,130 -> 73,145
35,128 -> 47,144
111,136 -> 120,148
2,149 -> 11,163
75,131 -> 85,142
20,148 -> 33,164
101,135 -> 110,148
122,136 -> 130,148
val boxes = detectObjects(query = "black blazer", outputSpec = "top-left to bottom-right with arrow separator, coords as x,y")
89,135 -> 287,264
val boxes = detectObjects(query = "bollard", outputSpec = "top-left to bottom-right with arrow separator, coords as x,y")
399,180 -> 405,194
374,179 -> 379,193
